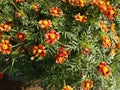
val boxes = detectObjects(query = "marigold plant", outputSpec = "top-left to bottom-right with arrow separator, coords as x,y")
0,0 -> 120,90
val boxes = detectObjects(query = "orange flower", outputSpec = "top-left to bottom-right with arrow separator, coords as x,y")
33,44 -> 46,58
16,0 -> 24,3
62,85 -> 73,90
74,13 -> 87,22
32,4 -> 39,12
82,79 -> 93,90
98,61 -> 110,78
16,32 -> 26,42
102,36 -> 111,48
100,21 -> 108,32
39,19 -> 52,29
45,30 -> 60,44
0,40 -> 12,54
50,7 -> 62,17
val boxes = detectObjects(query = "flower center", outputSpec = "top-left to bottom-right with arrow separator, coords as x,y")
2,44 -> 8,50
53,10 -> 58,14
103,66 -> 108,74
50,34 -> 55,39
38,49 -> 42,53
86,82 -> 90,88
43,20 -> 48,25
18,35 -> 23,38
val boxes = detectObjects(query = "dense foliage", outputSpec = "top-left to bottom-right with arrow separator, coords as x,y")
0,0 -> 120,90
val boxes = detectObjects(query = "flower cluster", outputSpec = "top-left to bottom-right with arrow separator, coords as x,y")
98,61 -> 110,78
54,47 -> 70,64
45,30 -> 60,44
82,79 -> 93,90
74,13 -> 87,23
0,40 -> 12,54
91,0 -> 116,20
33,44 -> 46,58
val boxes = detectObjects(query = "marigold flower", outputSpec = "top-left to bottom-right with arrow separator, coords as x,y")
32,4 -> 39,12
33,44 -> 46,58
16,0 -> 24,3
0,40 -> 12,54
100,21 -> 108,32
39,19 -> 52,29
102,36 -> 111,48
50,7 -> 62,17
98,61 -> 110,78
62,85 -> 73,90
45,30 -> 60,44
82,79 -> 93,90
16,32 -> 26,42
74,13 -> 87,22
55,55 -> 65,64
54,47 -> 70,64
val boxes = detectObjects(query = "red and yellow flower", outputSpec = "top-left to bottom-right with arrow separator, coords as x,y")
102,36 -> 111,48
54,47 -> 70,64
74,13 -> 87,23
33,44 -> 46,58
45,30 -> 60,44
39,19 -> 52,29
98,61 -> 111,78
16,32 -> 26,42
0,40 -> 12,54
82,79 -> 93,90
49,7 -> 62,17
32,4 -> 39,12
62,85 -> 73,90
100,21 -> 108,32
